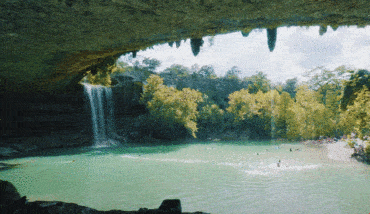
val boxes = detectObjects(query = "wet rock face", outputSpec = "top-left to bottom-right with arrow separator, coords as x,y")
0,92 -> 93,158
1,0 -> 370,93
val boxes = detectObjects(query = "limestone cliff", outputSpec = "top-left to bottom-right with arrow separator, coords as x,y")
1,0 -> 370,93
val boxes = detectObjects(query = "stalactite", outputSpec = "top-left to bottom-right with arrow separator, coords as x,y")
190,38 -> 204,56
319,26 -> 327,36
267,28 -> 277,52
241,29 -> 252,37
175,40 -> 181,48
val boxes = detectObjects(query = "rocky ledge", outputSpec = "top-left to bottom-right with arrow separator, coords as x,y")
351,144 -> 370,164
0,180 -> 209,214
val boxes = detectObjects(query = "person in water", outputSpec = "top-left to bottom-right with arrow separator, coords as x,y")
277,160 -> 281,167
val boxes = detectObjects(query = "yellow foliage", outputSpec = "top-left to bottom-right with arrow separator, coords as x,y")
339,86 -> 370,138
142,75 -> 203,138
226,89 -> 256,121
85,70 -> 112,86
286,85 -> 332,140
227,89 -> 285,137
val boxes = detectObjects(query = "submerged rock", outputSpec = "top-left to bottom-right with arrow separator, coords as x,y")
0,180 -> 21,205
158,199 -> 181,214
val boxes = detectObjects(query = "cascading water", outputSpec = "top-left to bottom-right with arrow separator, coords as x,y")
83,83 -> 118,147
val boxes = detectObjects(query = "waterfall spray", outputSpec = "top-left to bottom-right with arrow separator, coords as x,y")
83,83 -> 118,147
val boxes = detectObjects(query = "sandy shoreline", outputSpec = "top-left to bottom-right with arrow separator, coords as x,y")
324,140 -> 354,162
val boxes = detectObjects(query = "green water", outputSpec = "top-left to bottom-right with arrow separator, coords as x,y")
1,141 -> 369,213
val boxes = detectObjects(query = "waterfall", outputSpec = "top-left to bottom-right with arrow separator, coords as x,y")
83,83 -> 118,147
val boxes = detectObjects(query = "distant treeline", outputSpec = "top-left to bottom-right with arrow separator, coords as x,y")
111,58 -> 370,142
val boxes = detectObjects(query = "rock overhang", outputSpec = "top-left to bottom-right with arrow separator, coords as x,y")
1,0 -> 370,93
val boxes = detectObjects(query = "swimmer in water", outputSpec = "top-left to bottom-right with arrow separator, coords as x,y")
277,160 -> 281,167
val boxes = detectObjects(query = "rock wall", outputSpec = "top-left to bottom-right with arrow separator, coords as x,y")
0,91 -> 93,158
1,0 -> 369,93
0,79 -> 146,158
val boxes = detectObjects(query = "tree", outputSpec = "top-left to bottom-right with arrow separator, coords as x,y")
198,100 -> 225,138
304,66 -> 349,105
244,71 -> 271,94
226,89 -> 281,138
141,75 -> 203,138
339,86 -> 370,139
275,92 -> 293,138
341,69 -> 370,110
160,64 -> 191,88
195,65 -> 217,79
142,58 -> 161,72
141,74 -> 165,104
251,90 -> 281,138
286,85 -> 331,139
114,57 -> 161,82
162,64 -> 191,77
282,78 -> 298,98
226,89 -> 256,122
225,66 -> 241,80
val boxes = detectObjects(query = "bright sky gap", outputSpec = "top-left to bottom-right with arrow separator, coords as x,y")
118,26 -> 370,83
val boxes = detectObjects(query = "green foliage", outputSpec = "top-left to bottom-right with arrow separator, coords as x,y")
225,66 -> 241,80
199,103 -> 224,123
163,64 -> 191,77
160,64 -> 192,88
365,141 -> 370,156
244,71 -> 271,94
347,141 -> 356,148
115,57 -> 161,82
282,78 -> 298,98
197,101 -> 225,138
193,65 -> 217,79
341,69 -> 370,110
